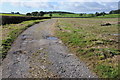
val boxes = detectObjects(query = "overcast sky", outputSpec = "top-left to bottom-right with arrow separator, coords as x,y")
0,0 -> 119,14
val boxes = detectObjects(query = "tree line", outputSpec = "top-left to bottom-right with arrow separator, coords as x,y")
26,11 -> 75,17
25,9 -> 120,17
109,9 -> 120,14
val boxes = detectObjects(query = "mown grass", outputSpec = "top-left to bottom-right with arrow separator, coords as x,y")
0,13 -> 25,16
1,19 -> 48,59
97,14 -> 120,18
44,13 -> 120,18
44,13 -> 93,17
55,18 -> 119,78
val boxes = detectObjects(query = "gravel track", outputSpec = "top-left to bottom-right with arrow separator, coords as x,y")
2,19 -> 97,78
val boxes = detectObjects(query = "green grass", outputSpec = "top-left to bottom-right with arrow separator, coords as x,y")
44,13 -> 120,18
55,18 -> 119,78
1,19 -> 48,59
44,13 -> 93,17
1,13 -> 119,18
0,13 -> 25,16
95,64 -> 118,78
97,14 -> 120,18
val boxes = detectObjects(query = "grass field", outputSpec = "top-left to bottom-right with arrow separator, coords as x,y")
1,13 -> 119,18
56,18 -> 119,78
44,13 -> 94,17
97,14 -> 120,18
44,13 -> 120,18
1,19 -> 48,59
0,13 -> 25,16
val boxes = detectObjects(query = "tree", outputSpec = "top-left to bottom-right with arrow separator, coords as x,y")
95,12 -> 100,16
109,9 -> 120,14
100,12 -> 106,16
15,12 -> 20,14
79,14 -> 83,16
109,11 -> 113,14
26,13 -> 31,16
59,13 -> 61,15
11,12 -> 14,14
49,13 -> 52,17
38,11 -> 45,16
31,11 -> 38,16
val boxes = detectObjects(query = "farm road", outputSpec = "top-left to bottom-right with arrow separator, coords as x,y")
2,19 -> 97,78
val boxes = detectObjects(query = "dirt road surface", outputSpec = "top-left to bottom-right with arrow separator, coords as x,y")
2,19 -> 97,78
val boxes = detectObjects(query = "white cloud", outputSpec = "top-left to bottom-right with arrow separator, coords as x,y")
0,0 -> 119,2
55,2 -> 118,13
66,0 -> 119,2
0,0 -> 119,13
9,2 -> 54,10
23,2 -> 54,9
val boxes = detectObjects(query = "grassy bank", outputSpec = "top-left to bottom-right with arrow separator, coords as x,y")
55,18 -> 119,78
0,13 -> 25,16
1,19 -> 48,59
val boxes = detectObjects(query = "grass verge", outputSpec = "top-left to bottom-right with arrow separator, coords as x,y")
1,19 -> 48,59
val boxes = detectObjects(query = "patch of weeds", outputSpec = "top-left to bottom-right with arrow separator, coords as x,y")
95,53 -> 103,56
100,49 -> 120,59
84,52 -> 94,57
94,40 -> 104,45
102,39 -> 118,44
94,48 -> 120,60
76,49 -> 85,53
95,64 -> 118,78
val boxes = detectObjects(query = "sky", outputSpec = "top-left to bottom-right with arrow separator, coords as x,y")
0,0 -> 119,14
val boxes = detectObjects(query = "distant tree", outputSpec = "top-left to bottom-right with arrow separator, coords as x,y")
38,11 -> 45,16
59,13 -> 61,15
15,12 -> 20,14
37,12 -> 40,16
49,13 -> 52,17
109,11 -> 113,14
31,11 -> 38,16
95,12 -> 100,16
26,13 -> 31,16
11,12 -> 14,14
109,9 -> 120,14
79,14 -> 83,16
100,12 -> 106,16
